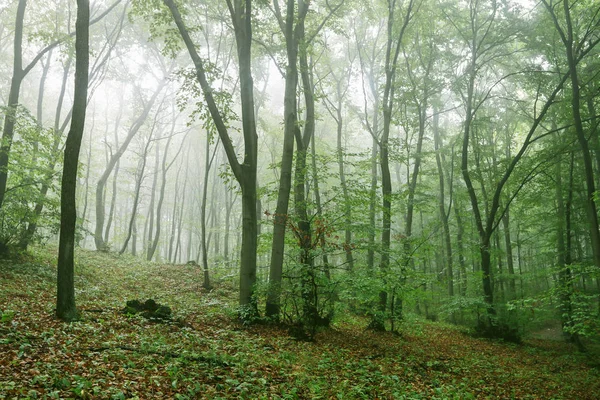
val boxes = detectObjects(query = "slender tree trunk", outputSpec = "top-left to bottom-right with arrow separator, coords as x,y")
335,94 -> 354,271
148,131 -> 179,261
433,111 -> 453,297
56,0 -> 89,322
0,0 -> 27,212
120,137 -> 152,255
367,135 -> 378,270
146,134 -> 160,259
94,81 -> 165,251
265,0 -> 308,319
18,56 -> 72,250
295,35 -> 319,328
164,0 -> 258,316
556,151 -> 584,349
103,122 -> 121,243
201,133 -> 218,289
78,125 -> 93,246
35,49 -> 52,127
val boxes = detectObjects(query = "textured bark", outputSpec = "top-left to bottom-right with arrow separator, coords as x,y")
56,0 -> 89,322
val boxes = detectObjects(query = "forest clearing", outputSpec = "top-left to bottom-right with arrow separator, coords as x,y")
1,247 -> 599,399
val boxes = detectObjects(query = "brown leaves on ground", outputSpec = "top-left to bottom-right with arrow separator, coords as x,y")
1,247 -> 599,399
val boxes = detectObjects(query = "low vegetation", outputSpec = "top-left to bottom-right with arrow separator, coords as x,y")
1,247 -> 599,399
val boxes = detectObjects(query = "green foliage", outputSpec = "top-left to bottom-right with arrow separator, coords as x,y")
1,246 -> 599,398
0,106 -> 61,249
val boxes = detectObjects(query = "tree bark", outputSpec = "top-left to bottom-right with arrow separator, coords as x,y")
201,132 -> 218,289
265,0 -> 308,319
56,0 -> 89,322
433,110 -> 453,297
163,0 -> 258,315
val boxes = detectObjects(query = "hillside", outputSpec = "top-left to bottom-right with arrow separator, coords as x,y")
1,247 -> 599,399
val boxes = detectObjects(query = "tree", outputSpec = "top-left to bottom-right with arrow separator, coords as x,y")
265,0 -> 309,319
94,79 -> 167,251
0,0 -> 121,215
158,0 -> 259,315
541,0 -> 600,271
56,0 -> 89,322
370,0 -> 416,330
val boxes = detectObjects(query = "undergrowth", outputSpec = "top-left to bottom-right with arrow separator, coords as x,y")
1,246 -> 599,399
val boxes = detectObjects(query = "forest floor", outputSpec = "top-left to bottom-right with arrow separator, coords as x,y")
1,247 -> 599,399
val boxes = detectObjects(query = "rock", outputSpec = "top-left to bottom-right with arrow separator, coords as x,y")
122,298 -> 172,322
144,299 -> 158,312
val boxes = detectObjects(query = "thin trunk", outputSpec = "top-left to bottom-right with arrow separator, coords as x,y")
95,81 -> 166,251
147,129 -> 181,261
311,131 -> 330,274
56,0 -> 89,322
168,157 -> 184,263
18,56 -> 72,250
265,0 -> 307,319
335,90 -> 354,271
145,133 -> 160,259
78,125 -> 93,246
104,123 -> 121,243
296,33 -> 318,328
0,0 -> 27,211
201,133 -> 219,289
164,0 -> 258,315
120,137 -> 152,255
433,110 -> 453,297
367,136 -> 378,270
556,151 -> 583,349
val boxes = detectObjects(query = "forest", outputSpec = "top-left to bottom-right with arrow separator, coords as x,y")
1,0 -> 600,398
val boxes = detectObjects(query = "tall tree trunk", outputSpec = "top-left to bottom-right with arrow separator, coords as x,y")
119,136 -> 152,255
367,135 -> 378,270
433,110 -> 453,297
296,33 -> 318,329
103,125 -> 121,244
145,133 -> 160,259
56,0 -> 89,322
94,81 -> 165,251
265,0 -> 308,319
556,151 -> 583,349
1,0 -> 120,212
78,124 -> 93,246
201,133 -> 218,289
147,128 -> 182,261
334,87 -> 354,271
0,0 -> 27,211
164,0 -> 258,315
371,0 -> 415,330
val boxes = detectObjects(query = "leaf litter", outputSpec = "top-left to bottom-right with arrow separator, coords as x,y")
1,247 -> 599,399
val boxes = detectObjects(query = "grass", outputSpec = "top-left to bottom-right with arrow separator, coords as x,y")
1,246 -> 599,399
